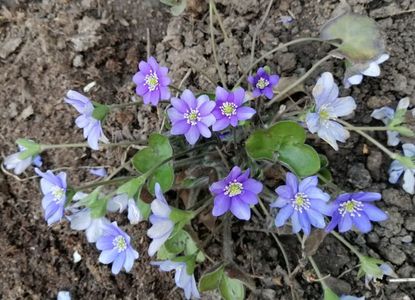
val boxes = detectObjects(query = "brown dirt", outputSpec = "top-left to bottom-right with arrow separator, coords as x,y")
1,0 -> 415,299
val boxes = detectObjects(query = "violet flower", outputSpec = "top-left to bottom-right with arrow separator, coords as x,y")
151,260 -> 200,299
247,67 -> 280,99
326,192 -> 388,233
35,168 -> 67,225
133,56 -> 171,106
209,166 -> 263,220
388,143 -> 415,194
271,172 -> 331,235
344,54 -> 389,88
89,168 -> 107,177
65,90 -> 108,150
4,144 -> 42,175
371,97 -> 410,146
96,221 -> 139,274
147,183 -> 174,256
168,89 -> 216,145
306,72 -> 356,150
107,193 -> 143,224
212,87 -> 256,131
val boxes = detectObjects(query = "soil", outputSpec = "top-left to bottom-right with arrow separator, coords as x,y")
1,0 -> 414,300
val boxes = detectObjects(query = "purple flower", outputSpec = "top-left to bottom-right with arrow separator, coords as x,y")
147,183 -> 174,256
271,172 -> 331,235
306,72 -> 356,150
209,166 -> 263,220
35,168 -> 67,225
132,56 -> 171,106
65,90 -> 109,150
4,144 -> 42,175
326,192 -> 388,233
151,260 -> 200,299
388,143 -> 415,194
247,67 -> 280,99
89,168 -> 107,177
168,89 -> 216,145
96,221 -> 139,274
212,87 -> 256,131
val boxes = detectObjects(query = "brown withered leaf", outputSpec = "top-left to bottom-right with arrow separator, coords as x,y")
304,229 -> 327,256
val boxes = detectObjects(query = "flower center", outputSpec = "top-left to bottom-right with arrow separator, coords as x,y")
220,102 -> 237,118
113,235 -> 127,252
291,192 -> 311,213
256,77 -> 269,89
338,199 -> 363,217
184,109 -> 201,125
224,180 -> 243,197
144,71 -> 159,91
51,186 -> 65,202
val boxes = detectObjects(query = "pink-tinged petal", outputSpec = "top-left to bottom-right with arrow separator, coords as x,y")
181,89 -> 197,109
159,86 -> 171,100
171,120 -> 191,135
233,87 -> 245,106
167,108 -> 183,123
298,176 -> 318,192
139,61 -> 151,74
230,199 -> 251,220
198,99 -> 216,115
285,172 -> 298,194
212,194 -> 231,216
212,117 -> 230,131
184,125 -> 200,145
244,178 -> 263,194
132,72 -> 145,84
239,191 -> 259,205
275,205 -> 294,227
201,114 -> 216,127
236,106 -> 256,121
171,97 -> 188,113
197,122 -> 211,138
215,86 -> 229,101
363,204 -> 388,222
339,214 -> 352,232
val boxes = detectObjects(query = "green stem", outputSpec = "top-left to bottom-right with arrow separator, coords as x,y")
337,119 -> 398,160
209,0 -> 227,88
40,141 -> 144,151
331,231 -> 363,259
344,126 -> 388,131
75,176 -> 135,192
235,37 -> 331,87
266,54 -> 332,107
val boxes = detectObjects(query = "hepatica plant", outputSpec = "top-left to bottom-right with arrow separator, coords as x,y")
4,1 -> 414,300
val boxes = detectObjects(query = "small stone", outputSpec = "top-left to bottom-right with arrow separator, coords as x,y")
367,96 -> 392,109
260,289 -> 276,300
73,55 -> 84,68
404,216 -> 415,231
382,189 -> 413,211
347,163 -> 372,189
366,150 -> 383,181
278,52 -> 297,72
0,37 -> 22,59
380,244 -> 406,265
393,74 -> 408,93
367,232 -> 379,244
401,235 -> 412,243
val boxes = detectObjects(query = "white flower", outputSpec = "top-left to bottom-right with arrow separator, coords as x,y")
68,208 -> 110,243
389,143 -> 415,194
344,54 -> 389,88
107,193 -> 142,224
57,291 -> 71,300
147,183 -> 174,256
151,260 -> 200,299
4,145 -> 42,175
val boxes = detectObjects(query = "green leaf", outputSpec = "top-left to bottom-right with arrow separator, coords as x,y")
323,287 -> 340,300
89,196 -> 109,218
185,236 -> 205,262
165,229 -> 188,254
156,244 -> 176,260
92,104 -> 110,121
390,126 -> 415,137
278,143 -> 321,177
199,265 -> 224,292
136,197 -> 151,220
171,255 -> 197,275
160,0 -> 187,16
117,176 -> 146,198
219,275 -> 245,300
245,129 -> 278,160
132,133 -> 174,194
170,207 -> 194,224
358,256 -> 384,279
16,139 -> 41,159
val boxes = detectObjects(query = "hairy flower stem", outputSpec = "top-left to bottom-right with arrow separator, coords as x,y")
337,119 -> 399,160
266,54 -> 332,106
235,38 -> 332,87
222,213 -> 233,262
209,0 -> 227,88
344,126 -> 389,131
308,256 -> 328,289
331,231 -> 363,259
40,141 -> 145,151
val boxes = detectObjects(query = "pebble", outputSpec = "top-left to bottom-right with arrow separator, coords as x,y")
73,55 -> 84,68
401,235 -> 412,243
382,189 -> 413,211
366,150 -> 383,181
380,244 -> 407,265
367,96 -> 393,109
347,163 -> 372,189
403,216 -> 415,231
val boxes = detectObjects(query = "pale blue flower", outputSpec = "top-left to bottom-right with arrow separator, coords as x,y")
151,260 -> 200,299
35,168 -> 67,225
389,143 -> 415,194
4,145 -> 42,175
57,291 -> 71,300
96,221 -> 139,274
365,263 -> 397,288
371,97 -> 410,146
89,168 -> 107,177
306,72 -> 356,150
68,208 -> 110,243
107,193 -> 142,224
344,54 -> 389,88
147,183 -> 174,256
340,295 -> 365,300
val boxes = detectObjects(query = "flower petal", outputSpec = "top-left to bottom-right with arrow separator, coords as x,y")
111,251 -> 126,274
275,205 -> 294,227
184,125 -> 200,145
230,199 -> 251,220
243,179 -> 263,194
212,194 -> 231,217
99,248 -> 118,264
352,213 -> 372,233
363,204 -> 388,222
298,176 -> 318,192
